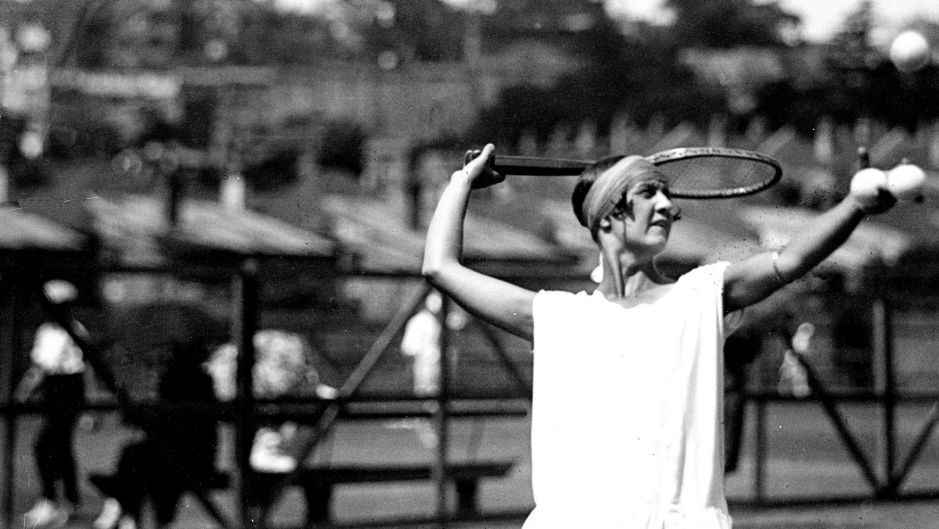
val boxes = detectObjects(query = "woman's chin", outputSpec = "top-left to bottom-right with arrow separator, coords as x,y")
647,234 -> 669,252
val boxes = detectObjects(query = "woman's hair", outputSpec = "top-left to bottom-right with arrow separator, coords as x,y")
571,155 -> 625,240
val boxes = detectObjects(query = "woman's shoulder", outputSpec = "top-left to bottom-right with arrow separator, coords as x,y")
678,262 -> 732,280
675,262 -> 733,290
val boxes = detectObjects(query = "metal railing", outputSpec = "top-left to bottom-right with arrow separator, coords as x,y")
0,260 -> 547,529
4,261 -> 939,528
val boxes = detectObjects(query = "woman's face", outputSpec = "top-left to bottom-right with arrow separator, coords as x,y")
612,179 -> 679,254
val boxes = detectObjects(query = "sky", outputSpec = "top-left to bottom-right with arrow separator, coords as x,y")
272,0 -> 939,45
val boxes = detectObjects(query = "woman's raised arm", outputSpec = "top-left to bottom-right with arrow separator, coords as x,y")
422,144 -> 536,341
723,175 -> 896,312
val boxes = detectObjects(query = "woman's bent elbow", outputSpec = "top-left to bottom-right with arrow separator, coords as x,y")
421,258 -> 444,284
421,263 -> 439,282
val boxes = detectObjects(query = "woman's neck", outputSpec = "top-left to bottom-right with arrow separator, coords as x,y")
596,255 -> 668,299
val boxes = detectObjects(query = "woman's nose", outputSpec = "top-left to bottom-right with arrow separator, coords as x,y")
653,191 -> 673,210
654,193 -> 681,220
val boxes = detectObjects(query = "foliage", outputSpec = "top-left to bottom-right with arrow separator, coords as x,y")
469,14 -> 724,146
229,5 -> 344,65
356,0 -> 464,63
40,0 -> 343,68
752,1 -> 939,135
665,0 -> 802,48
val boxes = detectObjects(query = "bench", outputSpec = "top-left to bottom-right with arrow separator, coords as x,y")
252,460 -> 516,523
91,460 -> 515,525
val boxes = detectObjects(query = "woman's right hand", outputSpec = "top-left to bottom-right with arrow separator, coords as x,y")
458,143 -> 505,189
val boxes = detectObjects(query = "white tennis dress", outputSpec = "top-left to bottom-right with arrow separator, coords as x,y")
526,262 -> 740,529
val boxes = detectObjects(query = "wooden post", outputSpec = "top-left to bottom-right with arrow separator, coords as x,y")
872,297 -> 896,494
753,398 -> 766,504
234,259 -> 259,528
433,294 -> 451,527
1,278 -> 24,529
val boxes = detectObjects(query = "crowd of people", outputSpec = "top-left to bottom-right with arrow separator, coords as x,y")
14,293 -> 335,529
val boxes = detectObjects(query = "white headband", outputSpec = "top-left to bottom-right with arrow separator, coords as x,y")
581,155 -> 663,235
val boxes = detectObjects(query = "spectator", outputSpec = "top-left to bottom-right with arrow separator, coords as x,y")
205,330 -> 336,473
17,280 -> 86,529
91,340 -> 219,529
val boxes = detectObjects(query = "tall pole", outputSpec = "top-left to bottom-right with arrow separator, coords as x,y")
433,294 -> 451,527
234,259 -> 259,528
873,296 -> 896,495
1,277 -> 24,529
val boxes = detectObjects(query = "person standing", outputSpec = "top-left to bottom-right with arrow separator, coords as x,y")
17,280 -> 86,528
422,144 -> 895,527
91,340 -> 220,529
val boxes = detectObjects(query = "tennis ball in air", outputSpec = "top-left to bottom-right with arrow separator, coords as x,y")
887,163 -> 926,201
850,167 -> 888,205
890,31 -> 931,73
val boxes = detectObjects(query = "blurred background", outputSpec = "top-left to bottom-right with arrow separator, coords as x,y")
3,0 -> 939,528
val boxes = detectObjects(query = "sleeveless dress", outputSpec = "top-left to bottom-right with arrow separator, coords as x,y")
526,263 -> 741,528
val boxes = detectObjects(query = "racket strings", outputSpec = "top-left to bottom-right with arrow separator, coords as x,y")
487,148 -> 782,199
657,157 -> 780,198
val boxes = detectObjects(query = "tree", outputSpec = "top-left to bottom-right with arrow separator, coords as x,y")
822,0 -> 939,130
665,0 -> 801,48
752,0 -> 939,135
469,10 -> 724,146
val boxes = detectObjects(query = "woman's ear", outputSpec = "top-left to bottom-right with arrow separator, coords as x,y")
598,217 -> 613,232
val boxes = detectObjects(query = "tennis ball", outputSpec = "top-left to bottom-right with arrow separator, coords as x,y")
850,167 -> 888,205
890,31 -> 931,73
887,163 -> 926,201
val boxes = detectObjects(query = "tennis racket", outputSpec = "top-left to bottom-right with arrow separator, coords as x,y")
468,147 -> 783,199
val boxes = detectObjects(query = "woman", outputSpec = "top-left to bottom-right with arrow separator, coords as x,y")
17,280 -> 86,529
422,144 -> 894,528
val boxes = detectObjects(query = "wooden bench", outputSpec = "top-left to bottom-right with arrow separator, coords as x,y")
252,460 -> 515,523
91,460 -> 515,525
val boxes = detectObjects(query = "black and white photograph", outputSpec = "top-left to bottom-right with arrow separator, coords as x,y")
2,1 -> 939,528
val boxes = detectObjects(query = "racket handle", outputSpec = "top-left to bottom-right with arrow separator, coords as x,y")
857,146 -> 870,169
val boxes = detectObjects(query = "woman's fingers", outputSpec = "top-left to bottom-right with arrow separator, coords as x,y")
462,144 -> 503,189
464,144 -> 495,171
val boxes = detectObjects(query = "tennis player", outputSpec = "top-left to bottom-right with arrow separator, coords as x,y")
422,144 -> 895,528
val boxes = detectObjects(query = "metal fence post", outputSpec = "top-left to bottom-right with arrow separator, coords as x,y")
1,279 -> 24,529
872,296 -> 896,496
754,396 -> 766,504
433,293 -> 451,527
234,259 -> 259,528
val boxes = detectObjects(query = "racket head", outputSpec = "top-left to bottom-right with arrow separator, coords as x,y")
647,147 -> 782,199
489,147 -> 782,199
